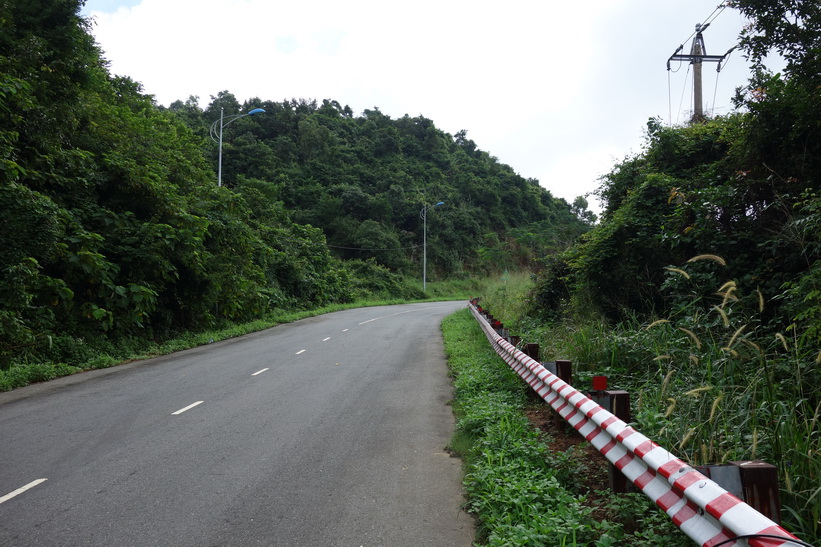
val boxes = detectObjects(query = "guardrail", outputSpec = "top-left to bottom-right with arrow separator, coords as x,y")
468,301 -> 808,547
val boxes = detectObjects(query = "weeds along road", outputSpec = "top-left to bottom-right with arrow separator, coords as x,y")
0,302 -> 475,546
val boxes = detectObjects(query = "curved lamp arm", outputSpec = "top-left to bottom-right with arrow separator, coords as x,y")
209,107 -> 266,186
209,107 -> 266,143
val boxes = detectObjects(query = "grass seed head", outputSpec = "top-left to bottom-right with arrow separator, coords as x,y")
726,324 -> 747,349
717,280 -> 737,293
664,267 -> 691,280
647,319 -> 671,329
752,428 -> 758,458
775,332 -> 789,351
661,370 -> 675,395
679,327 -> 703,349
665,398 -> 677,417
713,305 -> 730,327
685,385 -> 712,397
709,393 -> 724,423
722,347 -> 740,357
687,254 -> 727,266
742,339 -> 762,356
679,427 -> 696,449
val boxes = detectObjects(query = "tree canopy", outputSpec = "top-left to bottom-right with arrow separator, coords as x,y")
0,0 -> 591,368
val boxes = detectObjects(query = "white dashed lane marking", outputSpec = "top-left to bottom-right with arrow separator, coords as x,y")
0,479 -> 47,505
172,401 -> 203,415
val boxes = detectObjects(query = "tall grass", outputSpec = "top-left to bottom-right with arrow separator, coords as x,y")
552,266 -> 821,542
473,270 -> 534,325
474,262 -> 819,542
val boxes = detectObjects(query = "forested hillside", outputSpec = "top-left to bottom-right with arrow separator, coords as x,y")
167,93 -> 592,277
0,0 -> 591,371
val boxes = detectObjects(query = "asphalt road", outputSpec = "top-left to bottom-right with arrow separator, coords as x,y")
0,302 -> 475,546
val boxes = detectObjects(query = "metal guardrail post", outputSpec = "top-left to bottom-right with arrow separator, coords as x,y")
735,461 -> 783,525
696,461 -> 782,525
467,302 -> 802,546
523,343 -> 540,360
543,360 -> 573,428
589,388 -> 632,493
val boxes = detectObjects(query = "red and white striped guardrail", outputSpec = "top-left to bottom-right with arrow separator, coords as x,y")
469,303 -> 807,547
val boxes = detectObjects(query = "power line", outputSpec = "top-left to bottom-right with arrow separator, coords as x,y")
677,4 -> 728,48
674,64 -> 692,125
327,244 -> 420,252
666,5 -> 736,122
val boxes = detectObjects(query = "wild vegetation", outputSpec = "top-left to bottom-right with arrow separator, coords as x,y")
0,0 -> 591,382
480,1 -> 820,542
442,307 -> 691,546
2,0 -> 819,543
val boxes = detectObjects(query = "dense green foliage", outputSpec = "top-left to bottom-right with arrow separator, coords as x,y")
517,2 -> 821,540
0,0 -> 590,373
169,94 -> 591,276
529,1 -> 820,335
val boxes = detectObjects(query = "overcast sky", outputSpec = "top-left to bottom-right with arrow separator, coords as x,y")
81,0 -> 764,213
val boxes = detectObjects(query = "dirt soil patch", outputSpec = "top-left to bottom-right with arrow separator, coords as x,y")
525,402 -> 617,521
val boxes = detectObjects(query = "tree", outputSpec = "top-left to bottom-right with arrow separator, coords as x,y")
571,196 -> 597,225
731,0 -> 820,81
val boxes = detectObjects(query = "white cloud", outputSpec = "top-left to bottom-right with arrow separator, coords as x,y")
84,0 -> 771,214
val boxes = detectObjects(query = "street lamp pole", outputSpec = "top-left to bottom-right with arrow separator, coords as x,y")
420,201 -> 444,292
209,107 -> 266,186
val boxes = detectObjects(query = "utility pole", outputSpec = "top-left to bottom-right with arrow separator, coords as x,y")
667,23 -> 735,123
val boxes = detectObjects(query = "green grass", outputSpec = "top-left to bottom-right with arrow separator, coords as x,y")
485,266 -> 821,544
441,307 -> 690,546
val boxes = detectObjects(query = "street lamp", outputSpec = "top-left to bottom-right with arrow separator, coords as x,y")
420,201 -> 444,292
209,107 -> 266,186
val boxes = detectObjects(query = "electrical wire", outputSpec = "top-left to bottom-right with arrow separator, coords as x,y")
327,244 -> 420,251
669,59 -> 685,73
711,40 -> 740,117
702,4 -> 727,29
688,66 -> 694,121
676,64 -> 692,125
678,4 -> 728,48
710,534 -> 815,547
668,3 -> 729,125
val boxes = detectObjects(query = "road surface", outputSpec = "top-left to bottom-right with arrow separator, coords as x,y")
0,302 -> 475,546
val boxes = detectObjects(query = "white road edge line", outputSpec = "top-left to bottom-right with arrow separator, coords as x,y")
172,401 -> 204,415
0,479 -> 47,505
322,337 -> 331,342
358,306 -> 440,326
252,368 -> 269,376
295,349 -> 306,355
